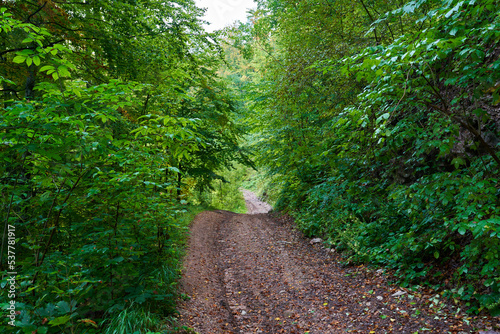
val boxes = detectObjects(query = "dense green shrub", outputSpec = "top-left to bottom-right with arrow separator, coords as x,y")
244,0 -> 500,315
0,4 -> 250,332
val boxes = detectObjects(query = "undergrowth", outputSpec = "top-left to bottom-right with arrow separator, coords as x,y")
103,204 -> 206,334
194,164 -> 249,213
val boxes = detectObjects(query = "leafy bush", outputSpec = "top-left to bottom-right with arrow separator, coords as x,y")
244,0 -> 500,315
0,5 -> 250,332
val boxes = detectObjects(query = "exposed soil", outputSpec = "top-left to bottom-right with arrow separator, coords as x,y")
177,191 -> 499,333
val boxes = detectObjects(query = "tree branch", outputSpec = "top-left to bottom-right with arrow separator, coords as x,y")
0,39 -> 65,57
25,1 -> 48,24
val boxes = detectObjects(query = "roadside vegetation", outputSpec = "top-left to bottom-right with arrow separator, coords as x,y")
224,0 -> 500,316
0,1 -> 249,333
2,0 -> 499,333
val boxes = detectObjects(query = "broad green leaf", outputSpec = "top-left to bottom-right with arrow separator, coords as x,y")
58,65 -> 71,77
13,55 -> 25,63
48,315 -> 71,326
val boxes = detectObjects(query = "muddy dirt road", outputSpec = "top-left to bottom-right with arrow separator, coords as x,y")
177,191 -> 495,333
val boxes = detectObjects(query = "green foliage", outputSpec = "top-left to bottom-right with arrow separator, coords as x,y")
0,78 -> 189,332
241,0 -> 500,314
104,305 -> 162,334
0,3 -> 251,332
194,164 -> 249,213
